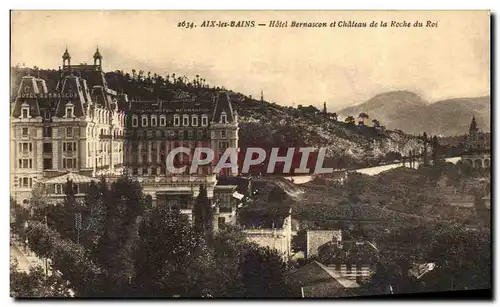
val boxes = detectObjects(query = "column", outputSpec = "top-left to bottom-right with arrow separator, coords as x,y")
148,141 -> 152,175
157,140 -> 161,175
138,142 -> 143,164
36,140 -> 43,172
52,140 -> 59,169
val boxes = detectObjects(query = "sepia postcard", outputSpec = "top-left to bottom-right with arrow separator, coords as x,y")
9,10 -> 491,299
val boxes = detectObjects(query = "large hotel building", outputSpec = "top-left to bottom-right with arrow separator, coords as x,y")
10,48 -> 242,224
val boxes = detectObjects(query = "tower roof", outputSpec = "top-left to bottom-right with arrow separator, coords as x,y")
469,115 -> 478,132
62,47 -> 71,60
93,47 -> 103,59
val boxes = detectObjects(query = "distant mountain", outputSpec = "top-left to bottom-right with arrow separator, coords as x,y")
337,91 -> 490,136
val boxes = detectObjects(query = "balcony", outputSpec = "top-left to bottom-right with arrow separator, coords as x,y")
134,174 -> 217,187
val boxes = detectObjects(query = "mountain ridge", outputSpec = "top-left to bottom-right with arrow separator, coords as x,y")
337,91 -> 490,136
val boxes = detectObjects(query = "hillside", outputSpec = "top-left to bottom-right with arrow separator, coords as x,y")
337,91 -> 490,136
10,66 -> 424,169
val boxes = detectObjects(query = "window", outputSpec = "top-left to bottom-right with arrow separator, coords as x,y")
22,128 -> 29,137
63,142 -> 77,152
43,143 -> 52,153
220,111 -> 227,123
141,115 -> 148,127
201,115 -> 208,126
63,158 -> 77,169
174,115 -> 180,127
160,115 -> 166,126
187,130 -> 193,139
43,127 -> 52,137
182,115 -> 189,127
19,143 -> 32,152
192,115 -> 199,127
178,130 -> 184,139
218,217 -> 226,225
18,159 -> 32,169
54,184 -> 64,194
66,127 -> 73,138
43,158 -> 52,170
44,111 -> 51,120
74,127 -> 80,137
221,130 -> 227,138
197,130 -> 204,139
19,177 -> 32,188
132,115 -> 139,127
151,115 -> 157,127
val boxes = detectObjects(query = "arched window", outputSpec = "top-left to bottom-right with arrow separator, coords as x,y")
160,115 -> 167,127
201,115 -> 208,126
192,115 -> 199,127
182,115 -> 189,127
174,115 -> 180,127
141,115 -> 148,127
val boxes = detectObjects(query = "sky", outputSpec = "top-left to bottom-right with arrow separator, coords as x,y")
10,10 -> 490,110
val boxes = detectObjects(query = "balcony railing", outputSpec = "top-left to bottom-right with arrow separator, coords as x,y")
131,174 -> 217,186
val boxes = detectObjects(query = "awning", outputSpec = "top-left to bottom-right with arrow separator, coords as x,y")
232,191 -> 244,200
44,172 -> 95,184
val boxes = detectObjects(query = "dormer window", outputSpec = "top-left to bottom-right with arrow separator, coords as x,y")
220,111 -> 227,124
160,115 -> 166,126
65,102 -> 74,118
192,115 -> 199,127
44,110 -> 51,120
201,115 -> 208,126
151,115 -> 157,127
132,115 -> 138,127
174,115 -> 180,127
182,115 -> 189,127
141,115 -> 148,127
21,103 -> 30,119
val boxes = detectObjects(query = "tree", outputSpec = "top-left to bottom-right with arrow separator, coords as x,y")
134,205 -> 214,297
358,112 -> 369,125
425,224 -> 491,291
192,185 -> 213,236
345,116 -> 356,125
432,135 -> 439,165
423,132 -> 429,166
240,246 -> 295,297
10,259 -> 72,297
291,229 -> 307,254
93,176 -> 146,296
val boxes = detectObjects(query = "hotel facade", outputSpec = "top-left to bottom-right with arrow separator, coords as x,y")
10,48 -> 241,224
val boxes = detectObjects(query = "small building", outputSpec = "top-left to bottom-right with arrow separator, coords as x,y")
305,230 -> 342,259
39,172 -> 95,205
290,260 -> 359,298
243,208 -> 293,261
